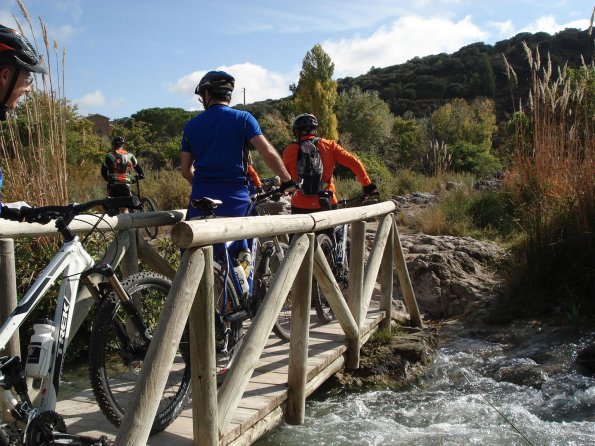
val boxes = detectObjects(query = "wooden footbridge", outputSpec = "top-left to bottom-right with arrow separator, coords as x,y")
1,200 -> 422,446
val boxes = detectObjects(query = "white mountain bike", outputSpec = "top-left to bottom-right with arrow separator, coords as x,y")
0,196 -> 189,445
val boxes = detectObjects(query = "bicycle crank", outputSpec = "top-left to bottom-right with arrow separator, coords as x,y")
25,410 -> 113,446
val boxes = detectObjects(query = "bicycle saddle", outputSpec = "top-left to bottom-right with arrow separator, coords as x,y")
191,197 -> 222,213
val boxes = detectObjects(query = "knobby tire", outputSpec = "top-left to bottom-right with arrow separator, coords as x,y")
88,271 -> 190,435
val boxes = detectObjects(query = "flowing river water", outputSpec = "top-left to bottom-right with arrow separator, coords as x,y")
255,324 -> 595,446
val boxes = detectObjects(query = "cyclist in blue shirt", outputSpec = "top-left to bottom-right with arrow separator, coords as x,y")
180,70 -> 297,221
0,25 -> 47,222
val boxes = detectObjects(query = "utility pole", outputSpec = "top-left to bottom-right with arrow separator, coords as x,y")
242,88 -> 246,105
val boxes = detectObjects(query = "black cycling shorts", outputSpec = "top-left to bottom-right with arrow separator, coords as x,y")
107,183 -> 132,198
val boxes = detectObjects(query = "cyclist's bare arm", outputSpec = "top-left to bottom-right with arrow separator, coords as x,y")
250,135 -> 293,186
180,151 -> 195,184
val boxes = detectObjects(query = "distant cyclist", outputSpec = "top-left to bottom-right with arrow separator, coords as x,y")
100,136 -> 145,198
282,113 -> 378,214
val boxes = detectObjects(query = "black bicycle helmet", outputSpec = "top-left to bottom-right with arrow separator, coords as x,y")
112,136 -> 125,147
195,70 -> 235,99
0,25 -> 46,74
292,113 -> 318,135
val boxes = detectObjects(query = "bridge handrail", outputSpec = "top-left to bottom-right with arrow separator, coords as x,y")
0,210 -> 186,238
171,200 -> 397,248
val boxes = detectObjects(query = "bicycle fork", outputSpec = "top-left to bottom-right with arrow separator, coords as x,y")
91,265 -> 153,355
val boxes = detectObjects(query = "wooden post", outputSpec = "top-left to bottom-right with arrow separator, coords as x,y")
116,247 -> 205,446
190,246 -> 218,446
312,245 -> 359,341
0,239 -> 19,357
286,233 -> 315,425
137,236 -> 176,279
361,214 -> 393,317
392,217 -> 423,328
345,221 -> 365,369
217,234 -> 310,433
379,219 -> 394,331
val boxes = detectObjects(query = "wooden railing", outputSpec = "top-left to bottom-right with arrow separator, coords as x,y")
112,201 -> 422,446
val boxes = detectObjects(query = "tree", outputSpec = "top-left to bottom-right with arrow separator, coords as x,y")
335,87 -> 393,154
257,110 -> 293,151
293,44 -> 339,140
392,114 -> 426,170
429,98 -> 500,175
131,108 -> 195,139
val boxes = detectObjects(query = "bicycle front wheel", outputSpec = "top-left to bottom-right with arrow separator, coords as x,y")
89,271 -> 190,435
140,197 -> 159,239
254,241 -> 293,342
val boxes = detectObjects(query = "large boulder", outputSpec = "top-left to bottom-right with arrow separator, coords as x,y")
395,234 -> 506,319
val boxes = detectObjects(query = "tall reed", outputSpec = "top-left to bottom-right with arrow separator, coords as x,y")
503,38 -> 594,311
0,1 -> 68,206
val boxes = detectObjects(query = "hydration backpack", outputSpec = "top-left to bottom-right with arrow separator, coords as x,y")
296,138 -> 323,196
112,151 -> 132,174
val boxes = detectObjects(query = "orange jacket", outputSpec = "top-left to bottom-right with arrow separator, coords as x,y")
282,136 -> 371,209
247,164 -> 262,188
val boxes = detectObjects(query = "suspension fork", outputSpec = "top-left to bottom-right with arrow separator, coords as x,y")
92,264 -> 152,345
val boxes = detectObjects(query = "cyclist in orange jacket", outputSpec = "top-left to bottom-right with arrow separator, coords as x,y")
282,113 -> 378,213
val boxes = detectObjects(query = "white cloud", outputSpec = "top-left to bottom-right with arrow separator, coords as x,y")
76,90 -> 105,107
522,15 -> 589,34
323,15 -> 488,78
488,20 -> 515,37
169,63 -> 294,109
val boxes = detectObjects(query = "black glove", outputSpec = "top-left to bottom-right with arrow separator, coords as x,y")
255,186 -> 264,194
0,206 -> 23,221
137,173 -> 145,180
279,179 -> 299,193
363,183 -> 379,196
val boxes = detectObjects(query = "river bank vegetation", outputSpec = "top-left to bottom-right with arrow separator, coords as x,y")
0,5 -> 593,359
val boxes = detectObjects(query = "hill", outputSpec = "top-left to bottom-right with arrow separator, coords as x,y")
241,28 -> 591,121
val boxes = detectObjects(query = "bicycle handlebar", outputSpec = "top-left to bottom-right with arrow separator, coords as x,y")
18,196 -> 141,225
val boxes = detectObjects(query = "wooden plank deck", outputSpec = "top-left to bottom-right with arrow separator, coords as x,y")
57,308 -> 385,445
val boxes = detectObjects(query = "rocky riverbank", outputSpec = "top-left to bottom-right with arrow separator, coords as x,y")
338,192 -> 510,389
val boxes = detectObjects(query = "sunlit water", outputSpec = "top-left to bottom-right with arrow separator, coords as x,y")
256,328 -> 595,446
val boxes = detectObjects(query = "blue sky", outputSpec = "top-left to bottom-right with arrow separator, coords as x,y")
1,0 -> 591,119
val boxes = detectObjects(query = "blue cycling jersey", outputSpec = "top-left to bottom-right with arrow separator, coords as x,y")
182,104 -> 262,187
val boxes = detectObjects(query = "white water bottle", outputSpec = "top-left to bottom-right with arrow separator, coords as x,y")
25,320 -> 55,379
238,249 -> 252,277
233,259 -> 250,295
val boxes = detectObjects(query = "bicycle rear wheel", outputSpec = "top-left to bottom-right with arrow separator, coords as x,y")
89,272 -> 190,435
313,234 -> 335,323
213,262 -> 243,377
140,197 -> 159,239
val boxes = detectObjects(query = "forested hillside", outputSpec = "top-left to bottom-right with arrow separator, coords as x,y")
244,28 -> 590,121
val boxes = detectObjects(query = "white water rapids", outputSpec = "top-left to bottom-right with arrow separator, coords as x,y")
256,327 -> 595,445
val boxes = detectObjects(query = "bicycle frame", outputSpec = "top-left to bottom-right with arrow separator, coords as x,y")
0,237 -> 93,411
217,192 -> 282,317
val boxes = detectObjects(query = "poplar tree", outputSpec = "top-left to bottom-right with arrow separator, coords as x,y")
293,44 -> 338,140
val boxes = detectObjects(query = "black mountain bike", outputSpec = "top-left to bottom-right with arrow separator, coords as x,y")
131,176 -> 159,239
189,188 -> 291,382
